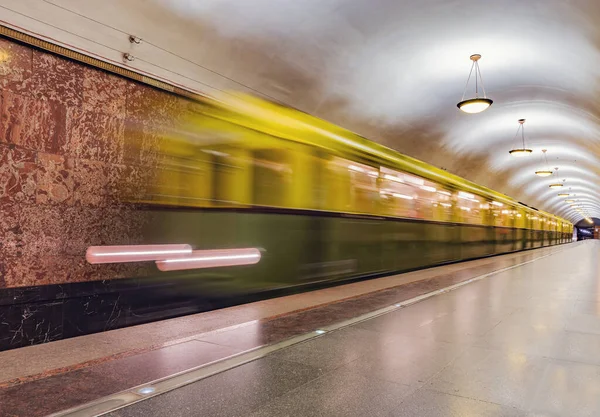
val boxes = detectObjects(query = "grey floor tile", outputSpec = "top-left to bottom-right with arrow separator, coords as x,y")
248,366 -> 413,417
107,357 -> 325,417
550,331 -> 600,366
568,290 -> 600,302
353,303 -> 454,337
196,323 -> 271,350
528,359 -> 600,417
268,326 -> 393,370
570,300 -> 600,316
472,320 -> 566,357
388,389 -> 528,417
416,310 -> 505,344
355,301 -> 502,346
426,346 -> 550,410
344,337 -> 465,386
564,313 -> 600,335
499,306 -> 570,330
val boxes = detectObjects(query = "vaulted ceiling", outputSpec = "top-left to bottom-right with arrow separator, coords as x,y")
3,0 -> 600,222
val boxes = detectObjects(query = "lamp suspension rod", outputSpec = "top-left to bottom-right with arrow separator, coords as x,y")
475,62 -> 478,97
461,61 -> 476,101
476,61 -> 487,97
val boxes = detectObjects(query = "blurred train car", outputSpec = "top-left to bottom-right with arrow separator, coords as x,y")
120,93 -> 572,301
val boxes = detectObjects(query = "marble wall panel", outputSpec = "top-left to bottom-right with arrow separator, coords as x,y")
65,107 -> 125,163
0,38 -> 33,92
60,206 -> 153,259
82,66 -> 127,118
99,206 -> 150,246
19,205 -> 66,257
26,50 -> 83,108
0,203 -> 21,257
125,82 -> 182,126
0,36 -> 193,289
122,119 -> 162,167
35,152 -> 75,205
108,163 -> 150,202
72,159 -> 110,207
0,144 -> 37,203
61,206 -> 105,256
0,90 -> 67,153
2,254 -> 94,288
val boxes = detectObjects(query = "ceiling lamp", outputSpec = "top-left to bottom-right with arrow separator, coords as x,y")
535,149 -> 553,176
509,119 -> 532,156
457,54 -> 493,114
558,193 -> 570,197
565,199 -> 574,203
548,168 -> 564,188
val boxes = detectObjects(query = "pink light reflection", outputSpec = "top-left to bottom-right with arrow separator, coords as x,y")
86,244 -> 192,264
155,248 -> 262,271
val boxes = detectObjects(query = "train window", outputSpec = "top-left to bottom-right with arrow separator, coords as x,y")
528,214 -> 542,230
285,145 -> 323,210
211,147 -> 253,207
432,189 -> 454,222
379,167 -> 417,218
488,201 -> 513,227
347,161 -> 379,214
253,149 -> 292,207
455,191 -> 484,225
325,157 -> 379,214
378,167 -> 450,221
514,208 -> 526,228
152,150 -> 214,207
540,216 -> 547,231
505,208 -> 518,228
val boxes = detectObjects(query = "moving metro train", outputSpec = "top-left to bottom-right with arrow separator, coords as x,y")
121,93 -> 573,299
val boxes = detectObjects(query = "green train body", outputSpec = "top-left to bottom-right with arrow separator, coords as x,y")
122,93 -> 572,296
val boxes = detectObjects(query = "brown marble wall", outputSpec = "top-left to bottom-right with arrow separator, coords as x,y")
0,36 -> 189,288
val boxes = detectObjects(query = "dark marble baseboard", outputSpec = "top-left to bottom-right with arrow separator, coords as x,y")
0,276 -> 240,351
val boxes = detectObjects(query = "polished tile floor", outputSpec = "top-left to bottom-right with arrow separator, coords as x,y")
108,240 -> 600,417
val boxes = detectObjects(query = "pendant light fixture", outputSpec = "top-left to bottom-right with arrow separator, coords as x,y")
509,119 -> 532,156
535,149 -> 553,176
457,54 -> 493,114
549,168 -> 564,188
559,188 -> 572,198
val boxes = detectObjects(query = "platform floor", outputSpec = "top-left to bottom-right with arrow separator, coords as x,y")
3,241 -> 599,416
112,241 -> 600,417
